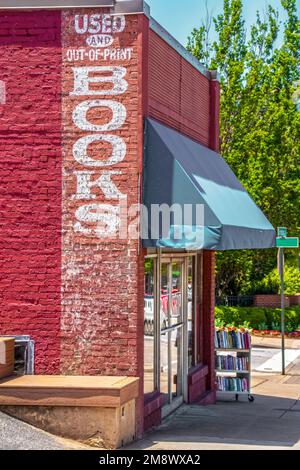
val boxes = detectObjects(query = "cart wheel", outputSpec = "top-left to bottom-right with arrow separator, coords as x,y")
248,395 -> 255,402
235,394 -> 239,402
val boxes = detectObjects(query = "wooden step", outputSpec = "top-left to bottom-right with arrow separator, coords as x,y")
0,375 -> 139,408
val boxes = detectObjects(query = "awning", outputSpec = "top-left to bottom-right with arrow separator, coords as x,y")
142,118 -> 276,251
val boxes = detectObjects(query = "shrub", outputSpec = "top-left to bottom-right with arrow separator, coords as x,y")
258,322 -> 269,331
264,307 -> 300,331
215,305 -> 300,331
215,306 -> 266,329
254,265 -> 300,295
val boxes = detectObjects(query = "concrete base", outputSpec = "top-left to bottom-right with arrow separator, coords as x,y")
1,399 -> 136,449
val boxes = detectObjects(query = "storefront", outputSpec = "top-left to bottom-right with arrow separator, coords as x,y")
0,0 -> 275,439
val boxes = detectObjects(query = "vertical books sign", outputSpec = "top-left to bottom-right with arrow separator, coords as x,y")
63,11 -> 133,240
61,9 -> 140,372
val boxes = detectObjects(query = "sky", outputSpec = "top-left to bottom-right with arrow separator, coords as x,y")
146,0 -> 300,47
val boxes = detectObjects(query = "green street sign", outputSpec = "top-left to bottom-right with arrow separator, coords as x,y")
277,227 -> 287,238
276,237 -> 299,248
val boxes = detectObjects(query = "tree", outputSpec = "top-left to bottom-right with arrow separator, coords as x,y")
187,0 -> 300,296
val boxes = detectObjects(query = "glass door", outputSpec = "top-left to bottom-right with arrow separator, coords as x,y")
160,260 -> 185,415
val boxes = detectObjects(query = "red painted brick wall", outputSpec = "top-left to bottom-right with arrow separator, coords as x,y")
148,30 -> 210,146
202,251 -> 216,395
60,10 -> 145,383
0,11 -> 62,374
0,10 -> 146,385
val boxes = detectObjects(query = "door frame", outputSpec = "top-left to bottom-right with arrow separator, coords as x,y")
145,251 -> 197,415
160,258 -> 186,416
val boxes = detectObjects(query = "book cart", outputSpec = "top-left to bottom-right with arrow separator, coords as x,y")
215,329 -> 254,402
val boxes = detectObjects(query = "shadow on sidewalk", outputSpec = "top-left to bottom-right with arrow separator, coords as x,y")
128,383 -> 300,450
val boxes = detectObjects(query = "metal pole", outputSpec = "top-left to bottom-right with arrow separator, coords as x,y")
279,248 -> 285,375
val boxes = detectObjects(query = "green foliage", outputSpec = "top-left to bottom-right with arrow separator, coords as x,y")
215,306 -> 266,328
215,318 -> 225,328
187,0 -> 300,297
241,321 -> 251,329
258,322 -> 269,331
215,305 -> 300,331
254,264 -> 300,294
271,321 -> 281,330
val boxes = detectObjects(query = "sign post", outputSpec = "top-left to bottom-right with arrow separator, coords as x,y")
276,229 -> 299,375
278,247 -> 285,375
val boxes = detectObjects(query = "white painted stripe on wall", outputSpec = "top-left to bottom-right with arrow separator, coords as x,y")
0,81 -> 6,104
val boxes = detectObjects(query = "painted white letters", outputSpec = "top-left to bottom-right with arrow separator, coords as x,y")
74,14 -> 125,35
73,134 -> 126,167
72,100 -> 127,132
71,66 -> 128,96
74,204 -> 120,237
75,170 -> 124,200
70,17 -> 128,238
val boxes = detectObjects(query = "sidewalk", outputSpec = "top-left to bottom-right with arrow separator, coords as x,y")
128,342 -> 300,450
252,335 -> 300,350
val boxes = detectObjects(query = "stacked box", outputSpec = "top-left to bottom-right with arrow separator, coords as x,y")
0,338 -> 15,379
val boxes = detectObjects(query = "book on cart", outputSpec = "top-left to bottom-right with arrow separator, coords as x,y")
215,327 -> 254,402
214,328 -> 251,350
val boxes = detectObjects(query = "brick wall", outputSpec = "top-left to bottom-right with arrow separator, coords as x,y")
202,251 -> 216,394
0,9 -> 146,383
254,295 -> 290,308
0,11 -> 62,374
289,295 -> 300,306
60,11 -> 145,381
148,30 -> 210,146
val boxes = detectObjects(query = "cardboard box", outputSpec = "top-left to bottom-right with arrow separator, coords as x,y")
0,338 -> 15,379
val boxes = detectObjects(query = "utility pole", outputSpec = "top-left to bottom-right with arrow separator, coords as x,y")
276,228 -> 299,375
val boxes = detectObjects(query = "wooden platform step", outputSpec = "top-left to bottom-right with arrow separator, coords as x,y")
0,375 -> 139,408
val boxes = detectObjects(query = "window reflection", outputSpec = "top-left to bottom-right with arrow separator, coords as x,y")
144,259 -> 155,394
161,262 -> 183,329
188,256 -> 194,369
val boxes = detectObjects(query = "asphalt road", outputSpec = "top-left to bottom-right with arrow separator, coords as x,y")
0,411 -> 83,450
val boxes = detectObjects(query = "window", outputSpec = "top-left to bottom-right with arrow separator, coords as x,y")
188,256 -> 196,369
144,258 -> 156,394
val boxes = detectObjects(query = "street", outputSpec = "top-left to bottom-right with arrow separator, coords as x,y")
0,412 -> 91,450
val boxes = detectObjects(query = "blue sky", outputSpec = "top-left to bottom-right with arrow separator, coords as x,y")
146,0 -> 300,46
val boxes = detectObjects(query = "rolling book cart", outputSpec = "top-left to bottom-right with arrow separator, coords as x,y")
215,328 -> 254,402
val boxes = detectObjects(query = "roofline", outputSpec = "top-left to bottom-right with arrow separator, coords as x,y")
149,17 -> 215,82
0,0 -> 219,81
0,0 -> 143,11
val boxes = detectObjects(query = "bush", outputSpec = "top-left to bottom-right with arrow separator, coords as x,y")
215,305 -> 300,331
254,265 -> 300,295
